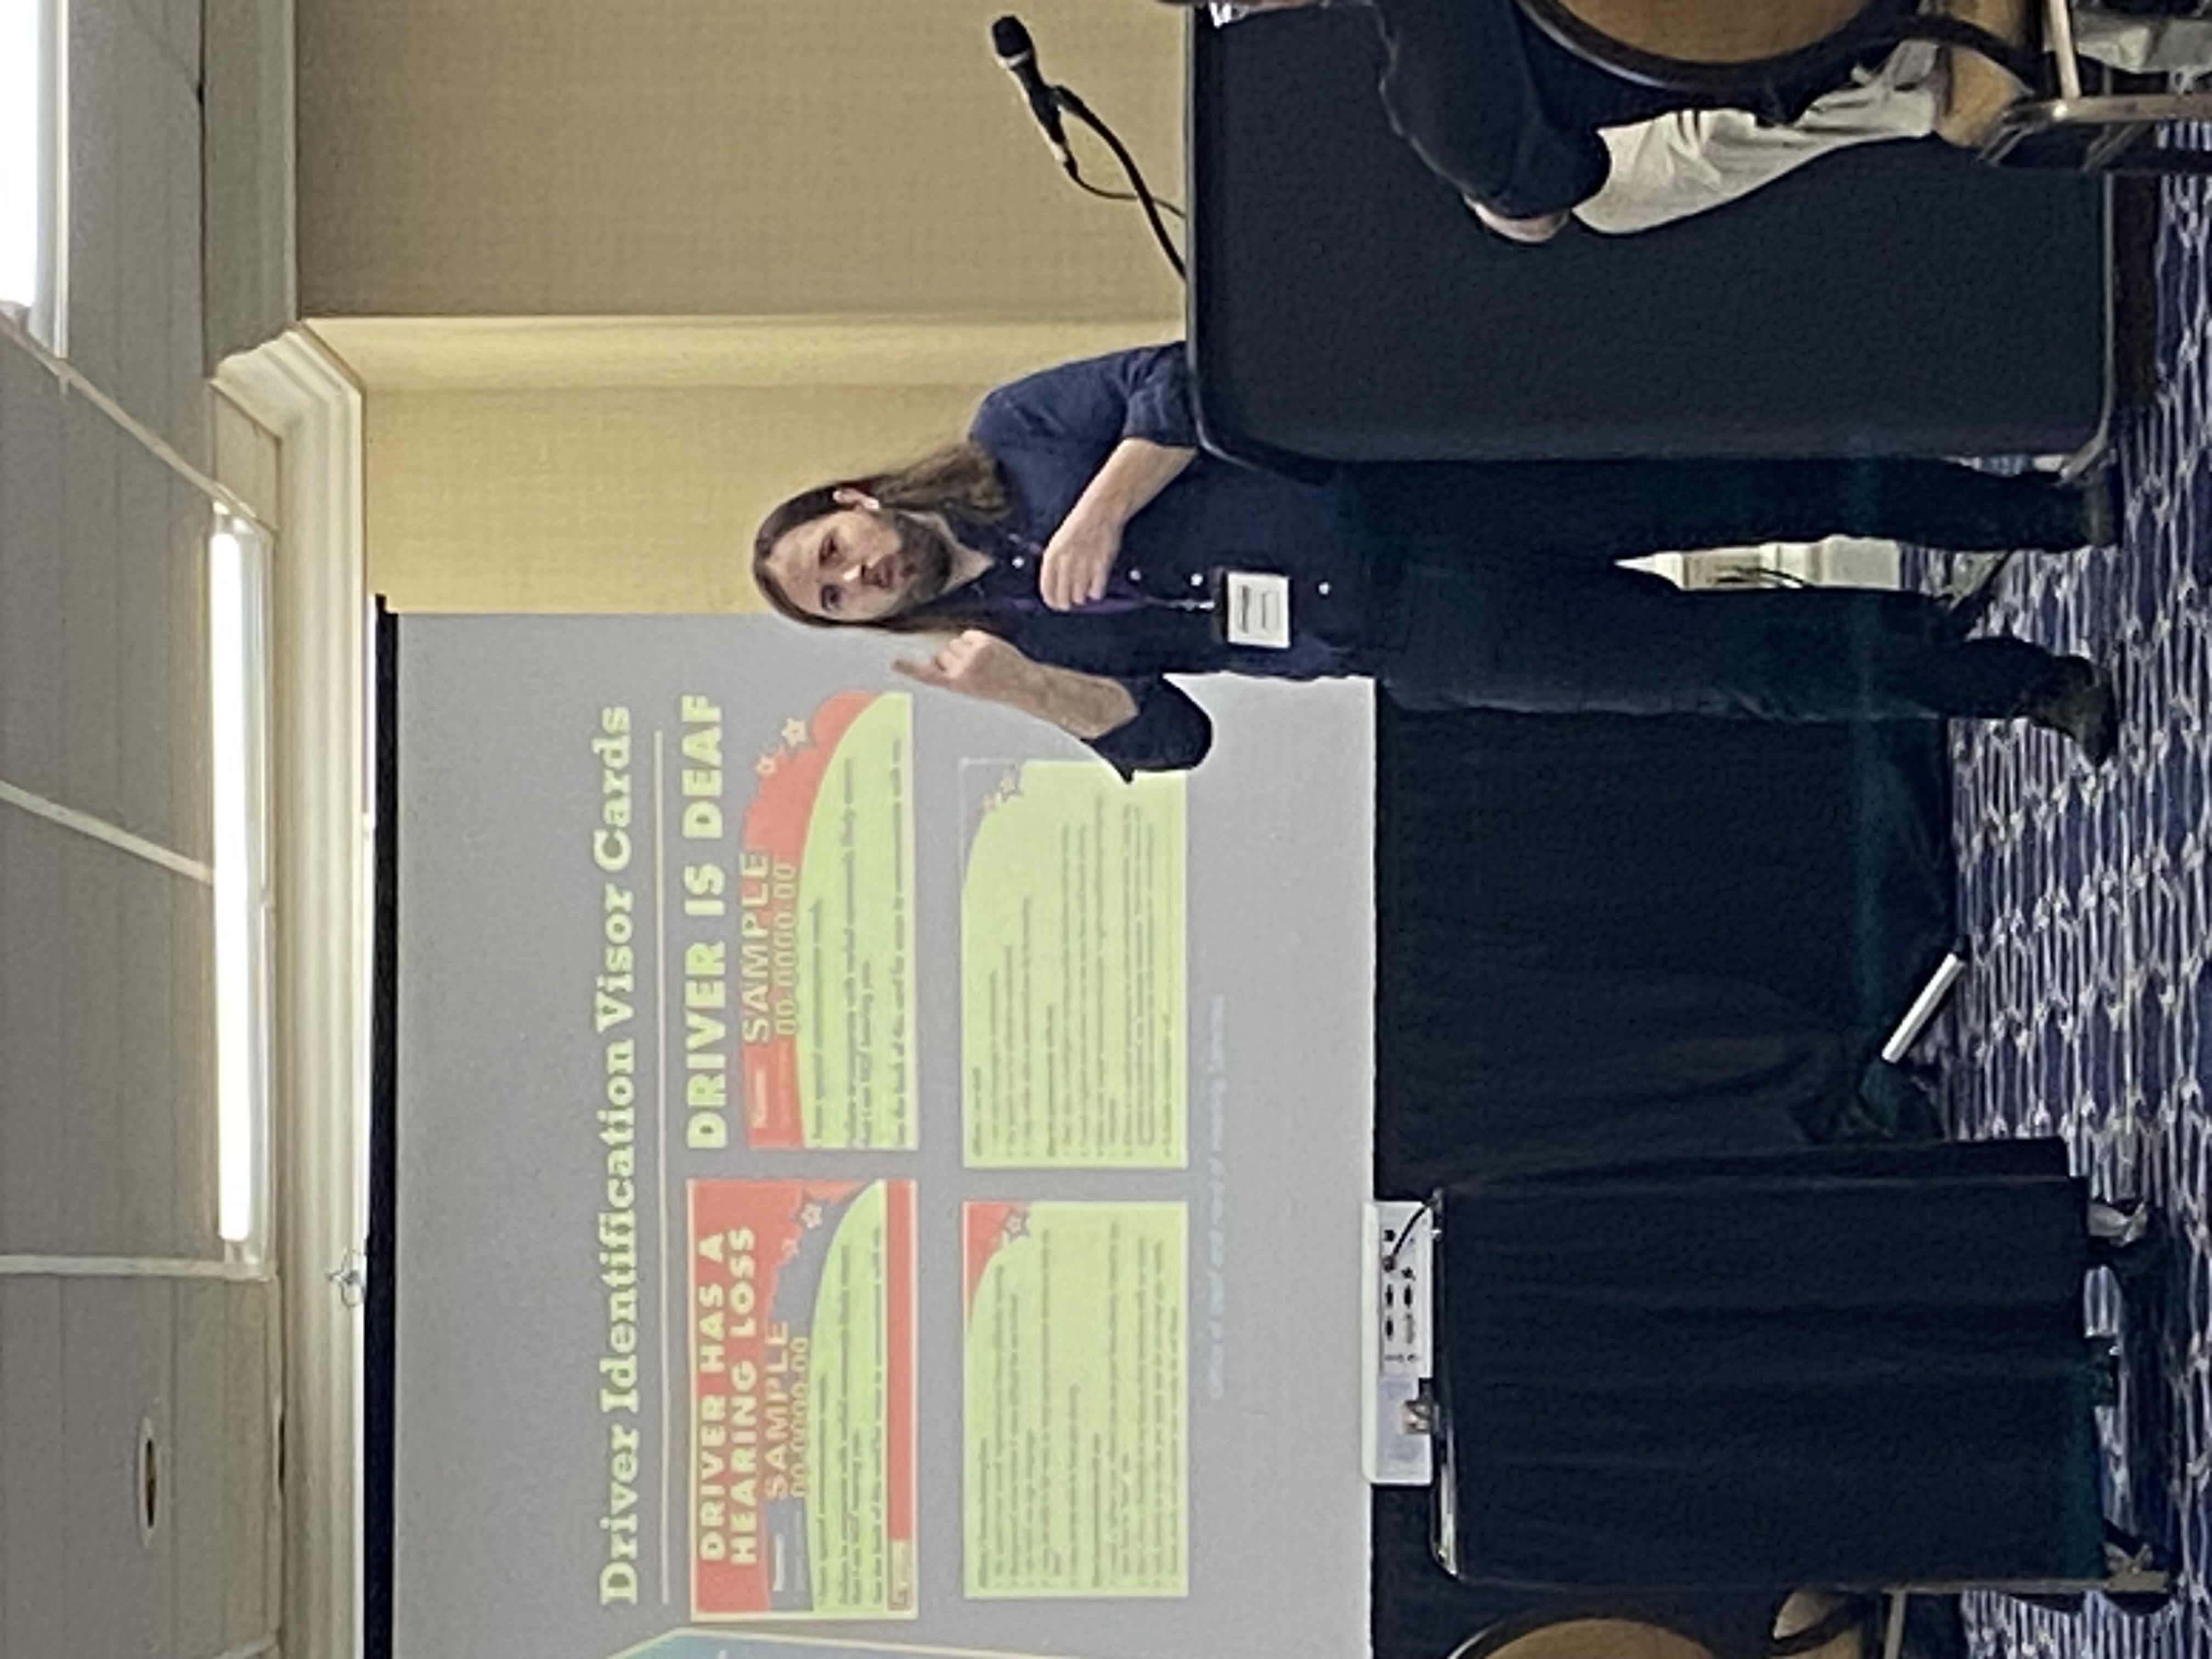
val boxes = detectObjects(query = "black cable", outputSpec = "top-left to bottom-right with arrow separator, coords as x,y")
1069,173 -> 1186,221
1381,1201 -> 1432,1274
1053,83 -> 1187,281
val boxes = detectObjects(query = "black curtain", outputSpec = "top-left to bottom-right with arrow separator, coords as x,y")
1370,706 -> 1961,1659
1432,1142 -> 2100,1593
1374,705 -> 1956,1194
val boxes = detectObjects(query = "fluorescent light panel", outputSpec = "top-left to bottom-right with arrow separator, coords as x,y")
210,524 -> 267,1246
0,0 -> 46,311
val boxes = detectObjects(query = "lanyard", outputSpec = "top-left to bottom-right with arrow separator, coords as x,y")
996,590 -> 1217,618
988,536 -> 1218,617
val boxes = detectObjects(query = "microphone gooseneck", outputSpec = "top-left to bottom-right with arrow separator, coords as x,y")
986,15 -> 1187,281
991,14 -> 1075,173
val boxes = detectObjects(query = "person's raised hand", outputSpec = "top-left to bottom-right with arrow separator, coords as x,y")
890,630 -> 1039,707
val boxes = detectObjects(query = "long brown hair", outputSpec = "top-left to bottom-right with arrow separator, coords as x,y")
751,441 -> 1010,633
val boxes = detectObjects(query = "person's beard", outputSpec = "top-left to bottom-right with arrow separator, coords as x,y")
886,511 -> 960,614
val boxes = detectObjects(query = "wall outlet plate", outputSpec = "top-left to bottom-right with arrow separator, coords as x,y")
1369,1200 -> 1432,1375
1361,1201 -> 1435,1485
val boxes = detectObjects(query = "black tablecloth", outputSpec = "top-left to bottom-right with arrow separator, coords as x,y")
1188,8 -> 2108,465
1432,1141 -> 2102,1593
1369,704 -> 1966,1659
1374,704 -> 1957,1194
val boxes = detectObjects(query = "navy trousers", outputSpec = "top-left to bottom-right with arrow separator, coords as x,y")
1359,458 -> 2089,723
1352,456 -> 2094,562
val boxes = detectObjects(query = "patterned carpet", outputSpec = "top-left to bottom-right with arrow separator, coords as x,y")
1904,174 -> 2212,1659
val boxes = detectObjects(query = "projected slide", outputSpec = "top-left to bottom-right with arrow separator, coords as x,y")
734,693 -> 917,1150
961,763 -> 1187,1168
397,619 -> 1374,1659
686,1179 -> 918,1619
962,1201 -> 1189,1598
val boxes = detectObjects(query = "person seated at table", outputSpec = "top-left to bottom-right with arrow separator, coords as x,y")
746,344 -> 2123,775
1175,0 -> 2212,242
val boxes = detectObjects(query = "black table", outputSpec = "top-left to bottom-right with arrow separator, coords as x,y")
1429,1141 -> 2103,1595
1187,8 -> 2112,466
1367,703 -> 1965,1659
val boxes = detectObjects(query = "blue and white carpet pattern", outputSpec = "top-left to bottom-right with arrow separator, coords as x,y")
1904,173 -> 2212,1659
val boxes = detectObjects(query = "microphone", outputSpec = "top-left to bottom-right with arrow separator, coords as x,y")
991,16 -> 1075,174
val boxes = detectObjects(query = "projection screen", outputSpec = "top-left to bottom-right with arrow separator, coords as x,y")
390,614 -> 1374,1659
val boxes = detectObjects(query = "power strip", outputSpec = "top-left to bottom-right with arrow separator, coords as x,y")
1361,1201 -> 1435,1485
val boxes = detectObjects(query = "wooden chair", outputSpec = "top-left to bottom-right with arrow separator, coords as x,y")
1448,1577 -> 2171,1659
1517,0 -> 2212,173
1976,0 -> 2212,176
1449,1613 -> 1727,1659
1446,1609 -> 1867,1659
1514,0 -> 1918,103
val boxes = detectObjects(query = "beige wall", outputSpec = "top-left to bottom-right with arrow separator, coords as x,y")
300,3 -> 1186,612
298,0 -> 1189,323
349,318 -> 1171,611
311,315 -> 1177,395
363,381 -> 970,612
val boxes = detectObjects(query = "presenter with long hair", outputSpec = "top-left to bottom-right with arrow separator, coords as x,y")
751,344 -> 2119,775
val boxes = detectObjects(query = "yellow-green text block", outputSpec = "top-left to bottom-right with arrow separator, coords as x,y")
961,764 -> 1186,1168
792,695 -> 917,1148
962,1202 -> 1188,1598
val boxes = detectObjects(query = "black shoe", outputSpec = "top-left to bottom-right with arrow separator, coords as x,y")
1939,551 -> 2015,638
2024,656 -> 2120,764
2075,465 -> 2125,548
